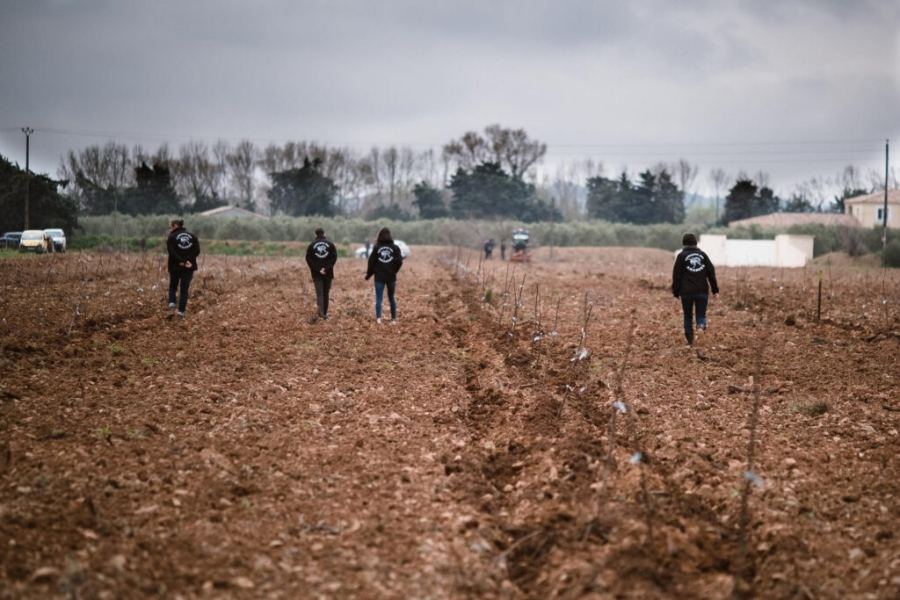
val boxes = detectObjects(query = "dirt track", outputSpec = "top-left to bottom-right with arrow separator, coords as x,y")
1,246 -> 900,599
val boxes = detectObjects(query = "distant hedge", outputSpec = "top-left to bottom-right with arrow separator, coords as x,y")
75,215 -> 701,251
74,214 -> 890,257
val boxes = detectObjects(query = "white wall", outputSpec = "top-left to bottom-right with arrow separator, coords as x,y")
695,234 -> 814,268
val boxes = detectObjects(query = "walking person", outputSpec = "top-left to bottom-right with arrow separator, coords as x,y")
500,238 -> 506,260
166,219 -> 200,319
672,232 -> 718,347
365,227 -> 404,325
306,227 -> 338,320
484,238 -> 494,260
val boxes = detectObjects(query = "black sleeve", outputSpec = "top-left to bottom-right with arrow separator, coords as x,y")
706,254 -> 719,295
393,245 -> 403,273
366,247 -> 376,279
305,243 -> 315,270
672,254 -> 683,297
326,242 -> 338,269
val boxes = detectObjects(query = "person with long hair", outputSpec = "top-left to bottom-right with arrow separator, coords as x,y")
365,227 -> 404,324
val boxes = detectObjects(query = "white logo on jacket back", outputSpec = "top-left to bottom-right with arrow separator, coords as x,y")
176,232 -> 193,250
313,241 -> 330,259
685,253 -> 705,273
377,246 -> 394,263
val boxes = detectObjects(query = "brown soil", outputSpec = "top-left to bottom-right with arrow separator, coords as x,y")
1,246 -> 899,599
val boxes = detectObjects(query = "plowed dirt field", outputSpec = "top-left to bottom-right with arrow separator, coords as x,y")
1,245 -> 899,599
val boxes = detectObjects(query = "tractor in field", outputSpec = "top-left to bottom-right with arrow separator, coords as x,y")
509,229 -> 531,262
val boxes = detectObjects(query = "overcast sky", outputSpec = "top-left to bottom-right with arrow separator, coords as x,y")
1,0 -> 898,196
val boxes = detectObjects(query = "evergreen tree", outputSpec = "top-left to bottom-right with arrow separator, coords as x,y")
656,170 -> 685,224
267,158 -> 338,217
412,181 -> 449,219
722,179 -> 780,224
831,187 -> 869,213
449,162 -> 535,220
630,170 -> 658,224
0,154 -> 78,233
586,170 -> 682,224
783,193 -> 815,213
120,162 -> 182,216
367,204 -> 412,221
585,175 -> 619,220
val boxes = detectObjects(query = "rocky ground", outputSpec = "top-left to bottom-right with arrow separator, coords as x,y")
1,245 -> 899,599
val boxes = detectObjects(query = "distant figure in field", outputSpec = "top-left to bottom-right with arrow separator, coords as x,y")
364,238 -> 371,258
305,227 -> 338,320
500,239 -> 506,260
166,219 -> 200,319
672,232 -> 718,347
484,238 -> 494,260
365,227 -> 404,325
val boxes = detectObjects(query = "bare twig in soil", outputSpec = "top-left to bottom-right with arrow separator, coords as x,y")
733,322 -> 771,599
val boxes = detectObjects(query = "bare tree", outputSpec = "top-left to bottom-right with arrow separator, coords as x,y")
57,142 -> 134,212
172,140 -> 221,210
443,124 -> 547,180
709,167 -> 730,223
551,161 -> 584,220
867,166 -> 898,191
58,141 -> 133,191
839,164 -> 864,192
674,159 -> 699,207
209,140 -> 232,204
227,140 -> 258,211
581,157 -> 604,182
442,131 -> 489,173
794,176 -> 830,211
484,124 -> 547,179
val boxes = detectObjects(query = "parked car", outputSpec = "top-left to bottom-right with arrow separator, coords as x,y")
0,232 -> 22,250
18,230 -> 54,254
44,228 -> 66,253
355,240 -> 411,259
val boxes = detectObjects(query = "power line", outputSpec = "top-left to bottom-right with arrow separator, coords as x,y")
1,125 -> 884,154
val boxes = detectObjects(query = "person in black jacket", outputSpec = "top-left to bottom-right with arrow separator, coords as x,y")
365,227 -> 404,324
305,227 -> 338,320
166,219 -> 200,318
672,232 -> 719,346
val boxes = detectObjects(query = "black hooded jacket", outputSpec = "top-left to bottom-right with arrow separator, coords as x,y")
672,245 -> 718,297
167,227 -> 200,274
365,243 -> 403,283
305,236 -> 338,280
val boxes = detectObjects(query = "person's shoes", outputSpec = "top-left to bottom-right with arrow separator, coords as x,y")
695,327 -> 705,348
685,332 -> 694,347
390,320 -> 397,325
177,312 -> 185,319
168,302 -> 176,309
376,318 -> 382,324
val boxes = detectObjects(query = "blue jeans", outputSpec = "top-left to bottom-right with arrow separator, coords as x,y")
680,294 -> 708,336
168,270 -> 194,313
374,280 -> 396,320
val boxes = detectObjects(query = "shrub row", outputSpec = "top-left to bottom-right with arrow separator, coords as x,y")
74,214 -> 893,261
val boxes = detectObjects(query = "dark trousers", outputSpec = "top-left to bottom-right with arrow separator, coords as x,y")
680,294 -> 709,342
314,277 -> 332,318
374,280 -> 396,320
168,270 -> 194,313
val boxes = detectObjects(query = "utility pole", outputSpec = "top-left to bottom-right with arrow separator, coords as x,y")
883,139 -> 890,250
22,127 -> 33,230
549,197 -> 556,261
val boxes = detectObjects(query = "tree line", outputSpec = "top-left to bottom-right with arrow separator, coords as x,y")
1,124 -> 895,234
